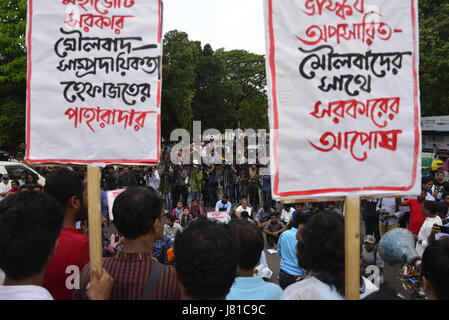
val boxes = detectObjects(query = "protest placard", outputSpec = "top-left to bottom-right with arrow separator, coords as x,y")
26,0 -> 163,164
264,0 -> 421,199
207,211 -> 230,224
106,188 -> 125,220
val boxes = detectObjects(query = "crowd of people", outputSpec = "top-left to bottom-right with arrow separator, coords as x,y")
0,165 -> 448,300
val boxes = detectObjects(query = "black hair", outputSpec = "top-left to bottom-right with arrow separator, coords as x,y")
168,215 -> 177,222
229,220 -> 263,270
422,176 -> 433,186
421,238 -> 449,300
297,210 -> 345,296
291,213 -> 310,228
270,212 -> 279,218
0,192 -> 64,280
241,211 -> 249,218
222,195 -> 229,200
44,168 -> 85,209
11,180 -> 20,187
112,187 -> 162,239
174,219 -> 240,300
442,192 -> 449,200
436,202 -> 448,217
423,200 -> 441,216
263,204 -> 272,211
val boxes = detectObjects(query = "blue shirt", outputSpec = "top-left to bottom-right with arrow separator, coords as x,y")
227,276 -> 283,300
215,200 -> 232,214
153,236 -> 173,264
278,228 -> 306,276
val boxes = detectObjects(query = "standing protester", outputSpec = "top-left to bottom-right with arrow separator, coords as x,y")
159,164 -> 174,212
416,201 -> 443,257
398,190 -> 428,237
74,187 -> 181,300
282,210 -> 345,300
117,167 -> 138,188
433,171 -> 449,200
174,219 -> 241,300
376,197 -> 403,237
0,192 -> 64,299
361,199 -> 381,243
145,167 -> 160,192
264,213 -> 286,249
248,164 -> 260,210
277,215 -> 308,290
190,166 -> 203,202
0,174 -> 12,201
227,221 -> 283,300
43,169 -> 89,300
207,165 -> 219,206
261,174 -> 272,207
103,166 -> 118,191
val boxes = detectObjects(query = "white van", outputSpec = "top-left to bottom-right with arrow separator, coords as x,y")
0,161 -> 46,186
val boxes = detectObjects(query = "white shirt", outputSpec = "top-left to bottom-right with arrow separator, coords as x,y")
376,198 -> 403,226
0,269 -> 4,285
280,208 -> 295,225
236,205 -> 252,216
416,215 -> 442,257
281,276 -> 343,300
0,181 -> 12,201
425,193 -> 436,201
164,223 -> 182,242
0,285 -> 53,300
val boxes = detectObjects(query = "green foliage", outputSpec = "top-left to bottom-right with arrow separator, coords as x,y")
419,0 -> 449,116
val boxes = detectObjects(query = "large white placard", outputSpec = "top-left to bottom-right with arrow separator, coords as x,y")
26,0 -> 163,164
264,0 -> 421,199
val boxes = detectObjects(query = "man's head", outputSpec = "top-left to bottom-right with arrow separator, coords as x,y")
0,192 -> 64,281
363,235 -> 376,252
221,195 -> 229,204
293,214 -> 310,240
421,239 -> 449,300
422,176 -> 433,192
263,204 -> 272,212
327,202 -> 336,209
240,198 -> 248,208
113,187 -> 163,241
2,174 -> 9,184
270,213 -> 279,224
122,167 -> 130,175
174,219 -> 240,300
295,203 -> 305,212
11,180 -> 19,190
191,199 -> 198,207
44,168 -> 87,221
435,202 -> 448,219
422,200 -> 440,218
240,211 -> 250,220
442,192 -> 449,208
167,215 -> 177,227
436,171 -> 446,183
229,220 -> 263,273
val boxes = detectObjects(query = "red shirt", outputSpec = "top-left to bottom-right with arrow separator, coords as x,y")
43,228 -> 89,300
405,199 -> 426,234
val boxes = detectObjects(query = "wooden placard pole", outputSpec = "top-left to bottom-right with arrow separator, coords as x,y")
87,166 -> 103,275
344,196 -> 361,300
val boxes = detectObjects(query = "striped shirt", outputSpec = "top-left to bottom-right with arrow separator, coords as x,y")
73,252 -> 181,300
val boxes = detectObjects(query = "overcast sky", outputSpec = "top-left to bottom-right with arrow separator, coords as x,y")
163,0 -> 266,54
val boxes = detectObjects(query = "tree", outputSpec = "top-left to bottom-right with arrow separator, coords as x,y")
0,0 -> 27,149
419,0 -> 449,116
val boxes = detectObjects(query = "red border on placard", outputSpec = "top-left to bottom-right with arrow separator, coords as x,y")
25,0 -> 162,165
267,0 -> 420,197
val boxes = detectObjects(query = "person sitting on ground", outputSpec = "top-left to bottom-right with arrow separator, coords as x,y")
189,199 -> 203,219
174,219 -> 240,300
277,214 -> 308,290
361,235 -> 384,283
43,168 -> 90,300
235,198 -> 252,219
215,195 -> 232,215
73,187 -> 181,300
429,202 -> 449,243
282,210 -> 345,300
164,215 -> 182,242
416,201 -> 443,257
264,213 -> 286,249
171,201 -> 184,220
227,220 -> 283,300
153,235 -> 174,265
421,238 -> 449,300
179,208 -> 193,228
0,192 -> 112,300
255,204 -> 274,229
